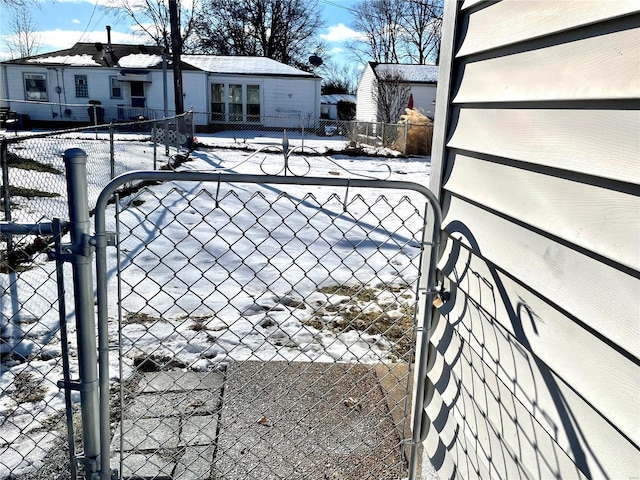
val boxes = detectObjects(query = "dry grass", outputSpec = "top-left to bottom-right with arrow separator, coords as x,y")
12,371 -> 47,404
308,283 -> 416,358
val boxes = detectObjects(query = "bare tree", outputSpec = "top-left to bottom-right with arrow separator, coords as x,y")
6,8 -> 40,59
401,0 -> 443,64
348,0 -> 443,65
104,0 -> 199,52
192,0 -> 324,68
318,60 -> 359,94
374,67 -> 411,123
348,0 -> 404,64
1,0 -> 30,7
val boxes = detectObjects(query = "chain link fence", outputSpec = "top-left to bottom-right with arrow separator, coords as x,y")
1,112 -> 194,225
0,223 -> 80,479
2,98 -> 432,157
1,126 -> 440,479
95,171 -> 439,480
0,113 -> 193,480
193,111 -> 433,156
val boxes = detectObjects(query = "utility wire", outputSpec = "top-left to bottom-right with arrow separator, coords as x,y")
75,0 -> 100,44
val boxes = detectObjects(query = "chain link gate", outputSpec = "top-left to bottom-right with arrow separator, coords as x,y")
93,168 -> 441,480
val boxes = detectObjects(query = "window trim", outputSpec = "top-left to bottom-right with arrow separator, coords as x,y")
23,72 -> 49,102
74,74 -> 88,98
210,82 -> 262,123
110,76 -> 122,99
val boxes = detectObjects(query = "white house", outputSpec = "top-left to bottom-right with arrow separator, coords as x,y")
0,38 -> 321,129
356,62 -> 438,122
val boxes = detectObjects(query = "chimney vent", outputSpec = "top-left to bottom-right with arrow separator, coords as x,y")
106,25 -> 113,52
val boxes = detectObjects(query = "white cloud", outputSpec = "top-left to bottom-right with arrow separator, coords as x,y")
320,23 -> 363,43
0,27 -> 149,60
35,27 -> 146,51
72,19 -> 81,24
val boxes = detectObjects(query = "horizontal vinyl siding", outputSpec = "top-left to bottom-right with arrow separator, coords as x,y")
457,0 -> 640,57
408,84 -> 437,119
426,2 -> 640,480
356,65 -> 378,122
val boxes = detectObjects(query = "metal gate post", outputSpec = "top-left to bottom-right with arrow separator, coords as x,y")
109,123 -> 115,179
153,119 -> 157,170
64,148 -> 101,479
53,218 -> 79,480
407,208 -> 442,480
1,138 -> 13,251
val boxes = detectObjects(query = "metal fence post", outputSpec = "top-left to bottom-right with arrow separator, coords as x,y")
109,123 -> 115,179
1,139 -> 12,251
175,118 -> 180,155
153,119 -> 157,170
404,122 -> 409,156
191,109 -> 195,145
63,148 -> 101,479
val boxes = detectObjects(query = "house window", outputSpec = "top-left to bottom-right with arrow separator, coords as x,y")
110,76 -> 122,98
229,84 -> 243,121
247,85 -> 260,122
130,81 -> 145,108
75,75 -> 88,97
211,83 -> 225,121
24,73 -> 48,101
210,82 -> 262,123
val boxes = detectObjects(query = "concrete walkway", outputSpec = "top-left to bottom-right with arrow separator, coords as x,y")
110,362 -> 433,480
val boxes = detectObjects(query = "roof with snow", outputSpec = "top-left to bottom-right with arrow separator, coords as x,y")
181,55 -> 316,77
0,42 -> 196,69
372,63 -> 439,84
321,94 -> 356,104
2,44 -> 317,78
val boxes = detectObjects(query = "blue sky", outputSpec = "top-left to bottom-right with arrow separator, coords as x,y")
0,0 -> 362,64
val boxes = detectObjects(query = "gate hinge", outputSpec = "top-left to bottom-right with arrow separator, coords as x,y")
48,233 -> 96,262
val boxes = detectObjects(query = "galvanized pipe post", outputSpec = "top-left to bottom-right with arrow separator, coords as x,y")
407,207 -> 442,480
404,122 -> 409,156
63,148 -> 101,479
153,119 -> 157,170
1,139 -> 13,252
109,123 -> 115,179
189,107 -> 195,149
175,117 -> 180,155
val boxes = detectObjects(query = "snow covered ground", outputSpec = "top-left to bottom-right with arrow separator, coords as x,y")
0,131 -> 431,477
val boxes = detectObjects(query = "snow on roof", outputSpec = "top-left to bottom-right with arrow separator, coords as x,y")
27,54 -> 100,66
321,94 -> 356,104
182,55 -> 314,77
117,54 -> 163,68
374,64 -> 439,83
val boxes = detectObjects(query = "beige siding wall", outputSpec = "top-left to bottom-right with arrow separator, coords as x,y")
426,2 -> 640,479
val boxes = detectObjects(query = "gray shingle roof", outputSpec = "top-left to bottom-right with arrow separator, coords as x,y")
321,94 -> 356,104
373,63 -> 439,83
181,55 -> 316,77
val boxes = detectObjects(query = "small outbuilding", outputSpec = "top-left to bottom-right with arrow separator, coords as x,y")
320,94 -> 356,120
356,63 -> 438,123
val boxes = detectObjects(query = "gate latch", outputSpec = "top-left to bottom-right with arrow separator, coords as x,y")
432,283 -> 450,309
